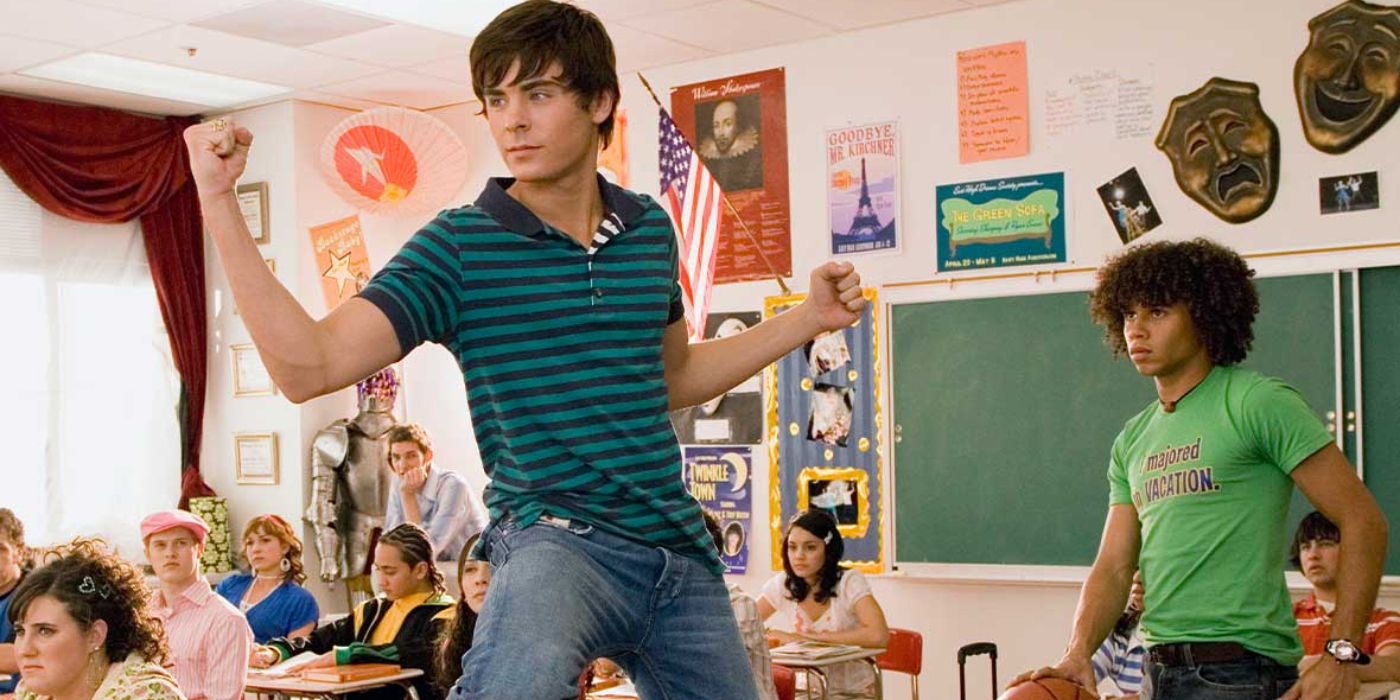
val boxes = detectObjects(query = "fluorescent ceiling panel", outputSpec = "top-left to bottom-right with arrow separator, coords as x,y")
313,0 -> 521,36
20,52 -> 291,108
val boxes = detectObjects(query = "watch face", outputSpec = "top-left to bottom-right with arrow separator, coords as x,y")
1329,640 -> 1359,660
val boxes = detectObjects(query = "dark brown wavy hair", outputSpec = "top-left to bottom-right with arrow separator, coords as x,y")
469,0 -> 621,148
9,538 -> 169,665
781,510 -> 847,605
241,514 -> 307,585
435,536 -> 482,698
1089,238 -> 1259,366
379,523 -> 445,596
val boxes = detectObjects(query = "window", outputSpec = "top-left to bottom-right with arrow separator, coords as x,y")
0,171 -> 181,558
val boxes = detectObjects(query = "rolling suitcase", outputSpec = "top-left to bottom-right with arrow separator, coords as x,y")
957,642 -> 998,700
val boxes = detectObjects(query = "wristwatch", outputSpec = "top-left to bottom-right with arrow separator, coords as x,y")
1324,639 -> 1372,665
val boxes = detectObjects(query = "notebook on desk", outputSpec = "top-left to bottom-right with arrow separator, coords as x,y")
770,641 -> 863,659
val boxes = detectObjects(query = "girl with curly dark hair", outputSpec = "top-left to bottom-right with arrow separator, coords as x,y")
756,510 -> 888,698
214,515 -> 320,643
1013,238 -> 1385,700
255,523 -> 453,700
9,538 -> 184,700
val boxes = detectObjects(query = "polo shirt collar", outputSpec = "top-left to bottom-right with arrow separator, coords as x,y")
153,578 -> 213,612
474,173 -> 644,237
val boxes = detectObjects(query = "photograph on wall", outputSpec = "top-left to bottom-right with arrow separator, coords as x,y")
1319,171 -> 1379,215
670,312 -> 763,445
827,121 -> 899,255
671,68 -> 792,284
766,288 -> 885,573
682,446 -> 754,574
937,172 -> 1066,272
1096,167 -> 1162,244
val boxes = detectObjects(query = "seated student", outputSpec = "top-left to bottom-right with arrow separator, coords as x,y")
758,510 -> 890,699
699,511 -> 778,700
11,538 -> 185,700
1090,571 -> 1145,699
141,510 -> 252,700
0,509 -> 32,695
434,537 -> 489,699
215,514 -> 320,643
254,523 -> 455,700
1292,511 -> 1400,682
383,424 -> 488,561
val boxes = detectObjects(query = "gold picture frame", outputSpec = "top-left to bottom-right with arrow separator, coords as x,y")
797,467 -> 872,539
237,181 -> 270,244
234,432 -> 279,485
231,343 -> 276,397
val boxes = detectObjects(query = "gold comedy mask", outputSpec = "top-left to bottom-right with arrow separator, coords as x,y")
1156,78 -> 1280,224
1294,0 -> 1400,153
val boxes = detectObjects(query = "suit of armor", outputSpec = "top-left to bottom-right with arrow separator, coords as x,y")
306,368 -> 399,582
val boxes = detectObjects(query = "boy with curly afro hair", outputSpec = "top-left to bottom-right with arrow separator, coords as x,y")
1015,238 -> 1387,700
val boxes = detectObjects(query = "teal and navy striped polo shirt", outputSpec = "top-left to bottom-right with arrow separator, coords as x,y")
360,175 -> 721,573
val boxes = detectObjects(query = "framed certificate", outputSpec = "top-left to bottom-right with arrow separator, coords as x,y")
234,433 -> 279,485
231,343 -> 276,397
237,181 -> 270,244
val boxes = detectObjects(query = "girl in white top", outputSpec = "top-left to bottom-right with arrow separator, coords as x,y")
758,510 -> 890,699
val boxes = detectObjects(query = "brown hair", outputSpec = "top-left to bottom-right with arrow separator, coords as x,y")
0,508 -> 31,570
435,536 -> 482,698
378,523 -> 445,596
469,0 -> 621,148
386,423 -> 433,455
9,538 -> 169,666
241,514 -> 307,585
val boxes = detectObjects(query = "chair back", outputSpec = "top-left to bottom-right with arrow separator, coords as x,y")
772,664 -> 796,700
876,628 -> 924,675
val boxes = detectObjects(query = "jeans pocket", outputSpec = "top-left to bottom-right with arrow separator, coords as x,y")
1192,663 -> 1266,695
484,518 -> 517,568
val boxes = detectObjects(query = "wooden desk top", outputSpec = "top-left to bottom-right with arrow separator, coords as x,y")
245,668 -> 424,696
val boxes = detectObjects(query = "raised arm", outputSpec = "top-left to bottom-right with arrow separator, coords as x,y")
663,261 -> 864,410
184,121 -> 402,402
1014,503 -> 1141,691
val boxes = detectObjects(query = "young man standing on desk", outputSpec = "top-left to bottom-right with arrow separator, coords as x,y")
1014,238 -> 1387,700
182,1 -> 865,697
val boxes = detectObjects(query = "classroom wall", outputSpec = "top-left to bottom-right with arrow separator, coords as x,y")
197,0 -> 1400,697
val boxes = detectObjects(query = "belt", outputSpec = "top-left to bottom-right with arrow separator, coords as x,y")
1147,642 -> 1253,667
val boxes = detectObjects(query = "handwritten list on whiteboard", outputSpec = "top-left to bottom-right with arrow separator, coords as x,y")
957,41 -> 1030,164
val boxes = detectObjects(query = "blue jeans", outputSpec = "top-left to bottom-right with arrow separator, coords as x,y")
1143,654 -> 1298,699
447,516 -> 761,700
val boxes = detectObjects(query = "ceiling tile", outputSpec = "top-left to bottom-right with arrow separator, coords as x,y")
575,0 -> 716,22
405,54 -> 472,83
192,0 -> 388,47
621,0 -> 832,54
319,70 -> 471,110
74,0 -> 264,24
0,35 -> 79,73
0,0 -> 170,48
0,74 -> 206,116
309,24 -> 471,68
290,89 -> 389,112
752,0 -> 971,30
103,25 -> 383,90
607,25 -> 713,74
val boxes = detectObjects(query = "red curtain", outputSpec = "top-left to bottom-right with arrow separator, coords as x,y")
0,94 -> 215,507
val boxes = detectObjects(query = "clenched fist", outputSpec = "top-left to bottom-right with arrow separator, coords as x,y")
183,119 -> 254,198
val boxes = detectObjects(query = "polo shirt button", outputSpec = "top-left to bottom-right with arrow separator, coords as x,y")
594,288 -> 605,298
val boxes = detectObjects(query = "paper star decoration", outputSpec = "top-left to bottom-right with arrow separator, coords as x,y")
322,249 -> 359,297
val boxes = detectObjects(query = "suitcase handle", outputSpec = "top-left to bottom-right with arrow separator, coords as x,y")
958,642 -> 998,664
957,642 -> 999,700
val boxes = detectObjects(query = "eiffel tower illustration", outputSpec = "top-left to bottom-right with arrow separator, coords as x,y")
846,157 -> 882,237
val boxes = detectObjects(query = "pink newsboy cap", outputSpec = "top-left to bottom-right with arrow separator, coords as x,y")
140,509 -> 209,545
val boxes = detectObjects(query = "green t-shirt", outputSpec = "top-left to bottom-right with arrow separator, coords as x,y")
1108,366 -> 1333,666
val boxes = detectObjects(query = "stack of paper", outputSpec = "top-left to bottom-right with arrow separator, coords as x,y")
771,641 -> 863,659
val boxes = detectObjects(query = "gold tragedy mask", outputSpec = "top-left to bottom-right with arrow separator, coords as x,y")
1156,78 -> 1280,224
1295,0 -> 1400,153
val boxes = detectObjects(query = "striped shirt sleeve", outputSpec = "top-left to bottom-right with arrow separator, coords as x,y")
359,218 -> 461,353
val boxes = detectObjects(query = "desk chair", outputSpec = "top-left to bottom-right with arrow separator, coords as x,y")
773,664 -> 796,700
875,628 -> 924,700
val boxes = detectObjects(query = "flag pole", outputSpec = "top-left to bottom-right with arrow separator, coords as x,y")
638,73 -> 791,296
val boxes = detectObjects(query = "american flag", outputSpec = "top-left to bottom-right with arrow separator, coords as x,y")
658,108 -> 722,341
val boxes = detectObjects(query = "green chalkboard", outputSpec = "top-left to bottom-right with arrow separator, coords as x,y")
1360,266 -> 1400,577
891,273 -> 1339,568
